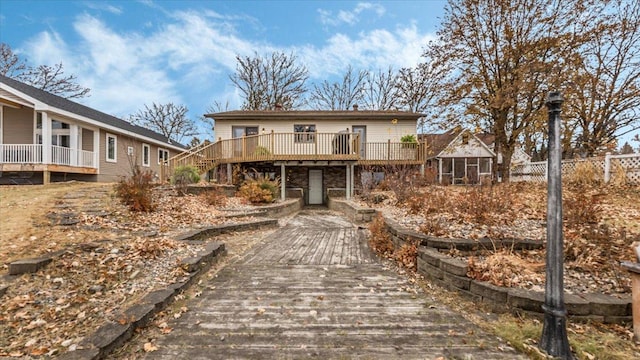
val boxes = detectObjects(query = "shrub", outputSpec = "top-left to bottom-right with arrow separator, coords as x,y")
253,146 -> 271,156
400,134 -> 418,143
566,160 -> 602,188
201,187 -> 228,207
564,189 -> 602,226
171,165 -> 200,186
115,166 -> 156,212
368,214 -> 394,256
395,242 -> 418,271
237,172 -> 280,204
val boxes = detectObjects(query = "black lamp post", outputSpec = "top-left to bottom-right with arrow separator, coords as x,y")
539,91 -> 573,359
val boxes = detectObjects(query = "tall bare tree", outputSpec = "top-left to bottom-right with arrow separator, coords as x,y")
230,51 -> 309,110
309,65 -> 367,110
130,103 -> 197,144
0,43 -> 26,78
362,67 -> 398,110
565,0 -> 640,156
429,0 -> 587,180
395,61 -> 449,132
0,43 -> 90,99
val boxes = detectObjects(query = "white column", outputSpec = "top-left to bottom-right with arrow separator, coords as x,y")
41,112 -> 51,164
280,164 -> 286,200
70,124 -> 79,166
92,129 -> 99,169
345,164 -> 350,200
438,158 -> 443,184
604,152 -> 612,183
350,164 -> 355,200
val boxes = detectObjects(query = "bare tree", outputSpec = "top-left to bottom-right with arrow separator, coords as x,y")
565,0 -> 640,156
230,51 -> 309,110
0,43 -> 26,77
130,103 -> 197,144
21,63 -> 90,99
395,61 -> 449,132
429,0 -> 587,181
362,67 -> 398,110
309,65 -> 367,110
0,43 -> 90,99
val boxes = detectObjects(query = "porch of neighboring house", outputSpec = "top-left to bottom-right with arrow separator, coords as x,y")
163,131 -> 426,204
0,111 -> 99,185
427,156 -> 493,185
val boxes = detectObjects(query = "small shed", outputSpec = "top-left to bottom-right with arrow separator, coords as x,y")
420,128 -> 495,185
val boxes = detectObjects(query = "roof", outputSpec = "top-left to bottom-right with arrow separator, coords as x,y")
419,128 -> 496,158
0,74 -> 185,150
206,109 -> 424,121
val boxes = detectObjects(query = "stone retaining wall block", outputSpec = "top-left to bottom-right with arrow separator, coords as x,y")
470,280 -> 508,303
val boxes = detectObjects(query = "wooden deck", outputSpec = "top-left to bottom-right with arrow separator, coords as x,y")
143,211 -> 525,359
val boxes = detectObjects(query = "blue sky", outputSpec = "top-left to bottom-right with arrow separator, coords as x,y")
0,0 -> 446,140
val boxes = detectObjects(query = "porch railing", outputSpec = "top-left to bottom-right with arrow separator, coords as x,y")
0,144 -> 96,168
163,132 -> 427,181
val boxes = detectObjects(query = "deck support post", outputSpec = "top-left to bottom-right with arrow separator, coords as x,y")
43,170 -> 50,185
226,163 -> 232,185
345,164 -> 351,200
281,164 -> 286,201
350,164 -> 355,200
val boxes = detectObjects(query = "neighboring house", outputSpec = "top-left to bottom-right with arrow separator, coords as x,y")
420,128 -> 495,185
0,75 -> 185,184
169,105 -> 425,204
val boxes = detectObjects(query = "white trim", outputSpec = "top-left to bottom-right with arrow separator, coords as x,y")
0,105 -> 3,145
106,133 -> 117,163
436,129 -> 496,158
142,143 -> 151,167
0,82 -> 184,152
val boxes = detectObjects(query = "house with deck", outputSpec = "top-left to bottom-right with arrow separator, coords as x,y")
0,75 -> 185,184
167,106 -> 425,204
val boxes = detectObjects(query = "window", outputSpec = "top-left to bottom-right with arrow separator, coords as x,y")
294,124 -> 316,143
106,133 -> 117,162
142,144 -> 150,167
158,148 -> 169,165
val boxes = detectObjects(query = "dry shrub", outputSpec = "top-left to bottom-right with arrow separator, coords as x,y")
405,195 -> 424,214
237,172 -> 280,204
609,161 -> 628,188
422,187 -> 449,215
201,188 -> 228,207
419,217 -> 447,236
376,179 -> 391,191
566,161 -> 602,188
115,166 -> 156,212
385,165 -> 422,205
368,214 -> 394,256
564,189 -> 603,226
455,184 -> 513,225
395,242 -> 418,271
131,237 -> 176,259
467,250 -> 544,287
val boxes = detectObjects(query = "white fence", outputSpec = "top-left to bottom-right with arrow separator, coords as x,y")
511,153 -> 640,184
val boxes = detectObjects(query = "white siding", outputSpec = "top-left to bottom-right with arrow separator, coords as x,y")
440,136 -> 494,158
215,119 -> 416,143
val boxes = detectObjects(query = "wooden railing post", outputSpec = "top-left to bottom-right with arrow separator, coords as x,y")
387,139 -> 391,160
270,130 -> 274,155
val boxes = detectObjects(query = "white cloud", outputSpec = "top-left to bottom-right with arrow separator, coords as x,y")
319,2 -> 386,27
16,8 -> 433,120
298,22 -> 433,78
84,2 -> 123,15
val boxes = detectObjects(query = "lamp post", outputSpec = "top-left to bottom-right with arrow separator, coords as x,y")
539,91 -> 573,359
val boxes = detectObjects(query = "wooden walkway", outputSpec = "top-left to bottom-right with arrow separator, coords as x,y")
143,210 -> 525,359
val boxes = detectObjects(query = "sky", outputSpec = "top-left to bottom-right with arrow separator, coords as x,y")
0,0 -> 447,141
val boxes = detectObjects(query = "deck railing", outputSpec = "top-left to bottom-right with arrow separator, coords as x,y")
162,132 -> 426,181
0,144 -> 96,168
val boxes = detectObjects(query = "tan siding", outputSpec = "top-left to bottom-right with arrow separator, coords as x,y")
97,129 -> 177,182
81,128 -> 94,151
3,107 -> 34,144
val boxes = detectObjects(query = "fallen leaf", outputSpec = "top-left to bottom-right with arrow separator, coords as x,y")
143,342 -> 158,352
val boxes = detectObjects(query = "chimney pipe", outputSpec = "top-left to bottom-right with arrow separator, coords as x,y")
353,104 -> 359,111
